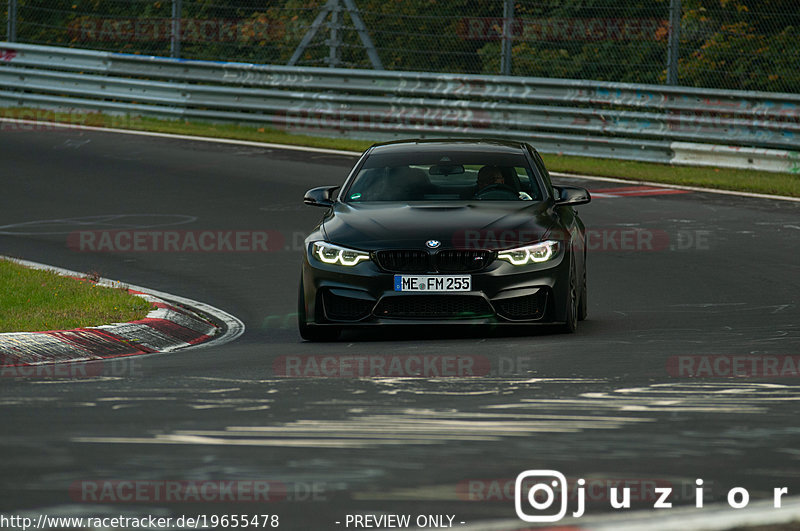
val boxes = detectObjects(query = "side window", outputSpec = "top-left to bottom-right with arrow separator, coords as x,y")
513,167 -> 541,200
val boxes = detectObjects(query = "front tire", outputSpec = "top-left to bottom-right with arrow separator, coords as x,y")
298,278 -> 340,342
578,251 -> 588,322
558,261 -> 578,334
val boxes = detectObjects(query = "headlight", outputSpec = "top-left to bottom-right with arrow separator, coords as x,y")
497,240 -> 560,265
312,242 -> 370,266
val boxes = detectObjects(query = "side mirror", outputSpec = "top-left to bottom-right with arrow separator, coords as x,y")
304,186 -> 339,208
554,186 -> 591,206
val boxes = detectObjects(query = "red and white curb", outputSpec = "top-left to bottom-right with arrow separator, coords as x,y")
587,185 -> 692,198
0,256 -> 245,366
548,171 -> 800,203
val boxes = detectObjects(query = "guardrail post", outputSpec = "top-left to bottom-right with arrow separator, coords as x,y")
289,0 -> 382,70
500,0 -> 514,76
666,0 -> 681,85
289,0 -> 335,66
7,0 -> 18,42
171,0 -> 182,58
327,1 -> 341,67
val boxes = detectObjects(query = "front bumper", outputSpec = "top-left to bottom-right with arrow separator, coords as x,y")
300,244 -> 573,327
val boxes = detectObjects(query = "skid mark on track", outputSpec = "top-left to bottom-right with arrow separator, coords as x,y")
67,382 -> 800,451
54,139 -> 91,150
660,302 -> 796,314
74,409 -> 653,448
487,382 -> 800,415
0,385 -> 275,412
0,214 -> 197,235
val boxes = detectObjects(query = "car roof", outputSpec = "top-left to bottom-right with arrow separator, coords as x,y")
368,138 -> 528,155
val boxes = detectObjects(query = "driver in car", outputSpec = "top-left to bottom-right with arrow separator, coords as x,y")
476,165 -> 505,192
475,165 -> 532,200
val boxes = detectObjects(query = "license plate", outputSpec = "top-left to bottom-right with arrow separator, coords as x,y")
394,275 -> 471,292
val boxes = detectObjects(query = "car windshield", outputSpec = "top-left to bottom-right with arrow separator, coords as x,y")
344,151 -> 542,202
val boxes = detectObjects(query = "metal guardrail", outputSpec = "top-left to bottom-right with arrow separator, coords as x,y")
0,42 -> 798,172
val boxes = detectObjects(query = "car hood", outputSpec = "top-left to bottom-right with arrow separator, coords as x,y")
322,202 -> 556,250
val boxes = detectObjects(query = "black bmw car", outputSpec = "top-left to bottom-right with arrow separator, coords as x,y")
298,139 -> 590,341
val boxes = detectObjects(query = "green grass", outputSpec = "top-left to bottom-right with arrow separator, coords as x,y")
0,260 -> 152,333
542,153 -> 800,198
1,107 -> 798,197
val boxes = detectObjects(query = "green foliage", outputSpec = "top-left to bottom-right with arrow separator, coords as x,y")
9,0 -> 800,92
679,0 -> 800,92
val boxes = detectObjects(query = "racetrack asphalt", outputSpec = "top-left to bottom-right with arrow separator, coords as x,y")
1,128 -> 799,529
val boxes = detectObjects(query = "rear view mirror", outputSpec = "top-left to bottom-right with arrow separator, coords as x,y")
428,164 -> 465,176
303,186 -> 339,208
554,186 -> 591,206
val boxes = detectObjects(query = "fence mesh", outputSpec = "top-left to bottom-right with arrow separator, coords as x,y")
3,0 -> 799,93
0,5 -> 6,45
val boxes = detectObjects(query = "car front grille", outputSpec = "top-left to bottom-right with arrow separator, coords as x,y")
435,250 -> 495,273
494,291 -> 548,321
373,295 -> 494,319
374,250 -> 429,273
374,249 -> 494,273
